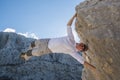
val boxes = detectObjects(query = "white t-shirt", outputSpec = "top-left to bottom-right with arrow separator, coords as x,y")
48,26 -> 85,64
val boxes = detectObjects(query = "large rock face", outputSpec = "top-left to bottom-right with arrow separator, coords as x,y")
0,32 -> 83,80
75,0 -> 120,80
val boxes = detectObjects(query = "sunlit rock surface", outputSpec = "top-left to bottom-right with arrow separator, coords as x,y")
75,0 -> 120,80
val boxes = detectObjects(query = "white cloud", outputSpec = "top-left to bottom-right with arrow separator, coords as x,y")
18,32 -> 39,39
3,28 -> 16,32
2,28 -> 79,41
3,28 -> 39,39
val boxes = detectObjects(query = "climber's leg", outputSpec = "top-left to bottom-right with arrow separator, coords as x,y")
31,39 -> 52,56
20,39 -> 52,60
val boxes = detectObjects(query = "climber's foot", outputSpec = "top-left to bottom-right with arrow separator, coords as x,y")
20,52 -> 32,61
20,52 -> 26,60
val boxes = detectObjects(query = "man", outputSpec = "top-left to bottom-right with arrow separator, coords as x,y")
21,13 -> 96,71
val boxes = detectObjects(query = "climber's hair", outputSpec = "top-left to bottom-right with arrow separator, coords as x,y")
83,44 -> 88,52
78,43 -> 88,52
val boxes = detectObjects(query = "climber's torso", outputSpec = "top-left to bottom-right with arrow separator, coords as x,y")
30,26 -> 77,55
48,36 -> 76,54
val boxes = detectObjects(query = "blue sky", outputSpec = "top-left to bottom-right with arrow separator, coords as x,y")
0,0 -> 84,41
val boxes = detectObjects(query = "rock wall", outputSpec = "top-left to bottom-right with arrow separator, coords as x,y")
75,0 -> 120,80
0,32 -> 83,80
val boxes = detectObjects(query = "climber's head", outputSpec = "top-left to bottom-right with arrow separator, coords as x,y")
76,43 -> 88,52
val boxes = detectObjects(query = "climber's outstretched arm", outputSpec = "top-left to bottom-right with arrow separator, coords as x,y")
83,61 -> 96,71
67,13 -> 77,44
67,13 -> 77,27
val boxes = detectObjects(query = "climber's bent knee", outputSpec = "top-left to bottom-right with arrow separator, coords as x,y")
31,39 -> 52,56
